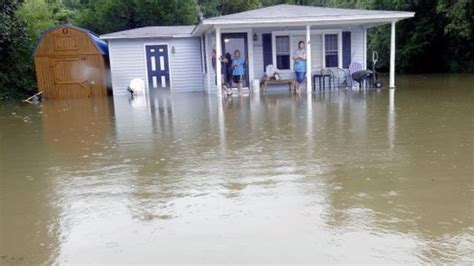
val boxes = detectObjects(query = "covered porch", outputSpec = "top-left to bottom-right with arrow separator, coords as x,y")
194,5 -> 414,97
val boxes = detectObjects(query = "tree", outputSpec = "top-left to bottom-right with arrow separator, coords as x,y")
75,0 -> 140,34
220,0 -> 260,15
16,0 -> 74,40
177,0 -> 199,25
0,0 -> 36,99
437,0 -> 473,72
198,0 -> 220,17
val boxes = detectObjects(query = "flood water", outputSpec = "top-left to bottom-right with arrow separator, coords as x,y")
1,74 -> 473,264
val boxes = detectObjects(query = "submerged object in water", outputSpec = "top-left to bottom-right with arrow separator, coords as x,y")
127,78 -> 146,96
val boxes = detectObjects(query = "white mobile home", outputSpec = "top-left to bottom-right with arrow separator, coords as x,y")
100,4 -> 414,96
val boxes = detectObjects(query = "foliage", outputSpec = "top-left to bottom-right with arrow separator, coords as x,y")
0,0 -> 36,99
75,0 -> 198,34
219,0 -> 260,14
16,0 -> 74,41
0,0 -> 472,99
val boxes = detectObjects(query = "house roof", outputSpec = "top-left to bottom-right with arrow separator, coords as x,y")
205,4 -> 414,23
99,4 -> 415,39
35,24 -> 109,55
192,4 -> 415,34
100,25 -> 195,40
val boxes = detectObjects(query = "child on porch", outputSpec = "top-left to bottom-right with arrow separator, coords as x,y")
231,49 -> 245,95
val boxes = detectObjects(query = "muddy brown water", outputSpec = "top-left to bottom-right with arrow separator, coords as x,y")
0,74 -> 473,264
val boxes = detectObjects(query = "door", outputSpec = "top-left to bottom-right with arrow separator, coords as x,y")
51,57 -> 92,98
221,33 -> 249,87
146,45 -> 170,90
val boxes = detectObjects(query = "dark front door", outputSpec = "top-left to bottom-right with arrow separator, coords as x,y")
146,45 -> 170,90
221,33 -> 249,87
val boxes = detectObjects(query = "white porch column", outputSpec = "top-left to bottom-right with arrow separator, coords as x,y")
306,25 -> 312,94
248,29 -> 255,91
215,27 -> 222,97
389,21 -> 396,88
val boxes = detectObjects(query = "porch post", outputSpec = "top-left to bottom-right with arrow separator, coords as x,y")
389,21 -> 396,88
306,25 -> 312,94
248,29 -> 255,91
215,27 -> 222,97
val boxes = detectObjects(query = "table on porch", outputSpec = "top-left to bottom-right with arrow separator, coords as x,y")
312,70 -> 333,91
260,79 -> 295,91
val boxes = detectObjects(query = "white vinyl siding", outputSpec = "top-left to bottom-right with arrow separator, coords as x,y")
253,31 -> 264,79
108,37 -> 204,95
350,27 -> 365,69
310,34 -> 323,69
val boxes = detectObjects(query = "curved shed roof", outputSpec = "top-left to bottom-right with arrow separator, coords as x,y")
35,24 -> 108,56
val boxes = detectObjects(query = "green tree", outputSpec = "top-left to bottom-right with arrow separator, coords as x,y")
198,0 -> 220,17
16,0 -> 74,40
437,0 -> 473,71
75,0 -> 140,34
0,0 -> 36,99
177,0 -> 198,25
220,0 -> 260,15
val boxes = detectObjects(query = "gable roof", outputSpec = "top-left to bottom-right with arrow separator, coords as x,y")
35,24 -> 108,55
205,4 -> 414,23
100,26 -> 195,40
98,4 -> 415,39
192,4 -> 414,34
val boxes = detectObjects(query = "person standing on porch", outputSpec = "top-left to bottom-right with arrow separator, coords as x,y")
293,41 -> 307,94
211,49 -> 232,95
231,50 -> 245,95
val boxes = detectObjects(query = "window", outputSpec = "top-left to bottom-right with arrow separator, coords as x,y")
275,36 -> 290,70
325,34 -> 338,68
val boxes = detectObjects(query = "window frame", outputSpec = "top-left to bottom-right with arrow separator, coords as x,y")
322,31 -> 343,68
323,33 -> 339,68
272,30 -> 343,72
272,34 -> 292,71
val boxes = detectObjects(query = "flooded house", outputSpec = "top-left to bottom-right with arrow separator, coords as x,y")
100,4 -> 414,96
34,25 -> 111,99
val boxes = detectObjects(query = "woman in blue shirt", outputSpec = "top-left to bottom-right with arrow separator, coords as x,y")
232,50 -> 245,95
293,41 -> 307,94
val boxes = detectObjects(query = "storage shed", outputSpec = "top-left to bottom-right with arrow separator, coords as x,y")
34,24 -> 110,99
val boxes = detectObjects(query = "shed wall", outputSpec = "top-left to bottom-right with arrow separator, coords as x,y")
34,26 -> 109,99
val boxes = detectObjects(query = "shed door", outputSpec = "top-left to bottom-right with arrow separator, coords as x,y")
146,45 -> 170,90
51,57 -> 92,98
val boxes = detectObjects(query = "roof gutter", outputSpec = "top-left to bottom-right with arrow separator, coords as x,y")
100,34 -> 194,40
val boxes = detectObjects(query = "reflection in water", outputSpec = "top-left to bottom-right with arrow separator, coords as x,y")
306,94 -> 313,158
389,88 -> 396,149
1,75 -> 473,264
